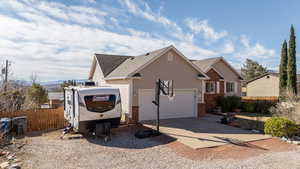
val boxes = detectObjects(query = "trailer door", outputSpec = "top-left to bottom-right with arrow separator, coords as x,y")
64,89 -> 75,126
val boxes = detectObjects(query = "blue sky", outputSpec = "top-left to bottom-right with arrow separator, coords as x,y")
0,0 -> 298,81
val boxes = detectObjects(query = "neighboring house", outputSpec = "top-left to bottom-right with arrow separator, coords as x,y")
192,57 -> 243,112
48,92 -> 64,108
88,45 -> 242,122
246,73 -> 300,97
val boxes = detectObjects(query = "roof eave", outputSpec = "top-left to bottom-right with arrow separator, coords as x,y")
198,77 -> 210,80
88,54 -> 97,80
104,76 -> 142,80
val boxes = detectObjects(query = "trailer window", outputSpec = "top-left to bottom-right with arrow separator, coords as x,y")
84,95 -> 116,113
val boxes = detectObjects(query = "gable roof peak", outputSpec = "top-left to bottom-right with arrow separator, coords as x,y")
89,45 -> 209,80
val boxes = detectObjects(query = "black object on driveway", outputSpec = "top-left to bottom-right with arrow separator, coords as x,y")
134,129 -> 161,139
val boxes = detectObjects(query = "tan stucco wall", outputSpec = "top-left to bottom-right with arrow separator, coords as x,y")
132,49 -> 204,106
92,61 -> 106,86
212,60 -> 242,96
246,75 -> 279,97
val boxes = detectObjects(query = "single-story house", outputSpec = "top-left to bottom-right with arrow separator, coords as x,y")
88,45 -> 242,122
246,73 -> 300,97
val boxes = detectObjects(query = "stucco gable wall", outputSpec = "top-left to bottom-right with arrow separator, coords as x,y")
246,75 -> 279,97
212,60 -> 241,96
212,60 -> 238,81
92,63 -> 106,86
132,49 -> 203,106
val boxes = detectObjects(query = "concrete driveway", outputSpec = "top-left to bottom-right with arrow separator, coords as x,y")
142,114 -> 271,149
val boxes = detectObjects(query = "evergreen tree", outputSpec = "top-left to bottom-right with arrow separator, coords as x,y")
241,59 -> 268,81
279,40 -> 288,93
287,25 -> 297,94
27,83 -> 48,108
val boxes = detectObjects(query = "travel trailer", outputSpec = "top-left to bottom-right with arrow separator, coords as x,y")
64,86 -> 122,133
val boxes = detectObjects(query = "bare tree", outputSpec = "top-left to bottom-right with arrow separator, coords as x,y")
29,73 -> 38,84
0,60 -> 13,90
0,62 -> 27,113
0,82 -> 27,113
270,90 -> 300,123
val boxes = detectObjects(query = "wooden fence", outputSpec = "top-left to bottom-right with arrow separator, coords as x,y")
0,107 -> 66,132
242,96 -> 279,102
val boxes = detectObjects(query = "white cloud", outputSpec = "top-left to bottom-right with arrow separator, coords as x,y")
119,0 -> 184,37
0,0 -> 276,81
238,35 -> 275,59
185,18 -> 228,41
1,1 -> 107,26
177,42 -> 219,59
127,28 -> 152,38
240,35 -> 250,48
221,41 -> 235,54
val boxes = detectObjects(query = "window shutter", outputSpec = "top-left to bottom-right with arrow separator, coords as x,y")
216,82 -> 220,93
234,82 -> 238,93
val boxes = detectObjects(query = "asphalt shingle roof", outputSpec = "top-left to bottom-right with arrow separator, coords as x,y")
95,54 -> 133,77
95,46 -> 170,78
192,57 -> 221,71
246,72 -> 300,84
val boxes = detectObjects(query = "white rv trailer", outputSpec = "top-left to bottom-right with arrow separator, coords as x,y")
64,86 -> 122,133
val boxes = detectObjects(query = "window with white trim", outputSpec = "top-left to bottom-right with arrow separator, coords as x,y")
205,81 -> 215,93
226,82 -> 235,93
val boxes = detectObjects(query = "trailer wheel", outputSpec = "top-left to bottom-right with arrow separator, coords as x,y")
95,122 -> 111,142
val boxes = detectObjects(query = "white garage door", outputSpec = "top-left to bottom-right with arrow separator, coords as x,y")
138,89 -> 197,121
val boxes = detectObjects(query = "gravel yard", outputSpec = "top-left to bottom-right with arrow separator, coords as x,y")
18,126 -> 300,169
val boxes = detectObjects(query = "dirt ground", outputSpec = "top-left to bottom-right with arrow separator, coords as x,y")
165,137 -> 297,160
9,126 -> 300,169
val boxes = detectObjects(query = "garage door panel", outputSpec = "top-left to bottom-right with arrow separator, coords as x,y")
139,91 -> 156,120
139,89 -> 196,121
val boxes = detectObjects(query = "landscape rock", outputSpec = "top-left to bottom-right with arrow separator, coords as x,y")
0,161 -> 9,169
293,136 -> 300,141
251,129 -> 260,133
0,151 -> 9,157
12,159 -> 20,163
6,154 -> 15,160
292,140 -> 300,145
8,163 -> 21,169
281,137 -> 288,141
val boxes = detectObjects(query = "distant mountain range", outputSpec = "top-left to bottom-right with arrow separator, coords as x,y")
41,79 -> 87,92
40,79 -> 86,85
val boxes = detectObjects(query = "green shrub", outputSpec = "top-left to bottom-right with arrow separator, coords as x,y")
254,101 -> 276,114
218,96 -> 241,112
241,101 -> 276,114
264,117 -> 299,137
241,102 -> 256,113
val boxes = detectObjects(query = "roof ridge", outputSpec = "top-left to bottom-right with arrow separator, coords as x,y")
193,56 -> 222,62
138,45 -> 171,57
94,53 -> 134,58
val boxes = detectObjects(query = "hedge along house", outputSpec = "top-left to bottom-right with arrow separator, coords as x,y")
192,57 -> 243,112
88,45 -> 209,122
